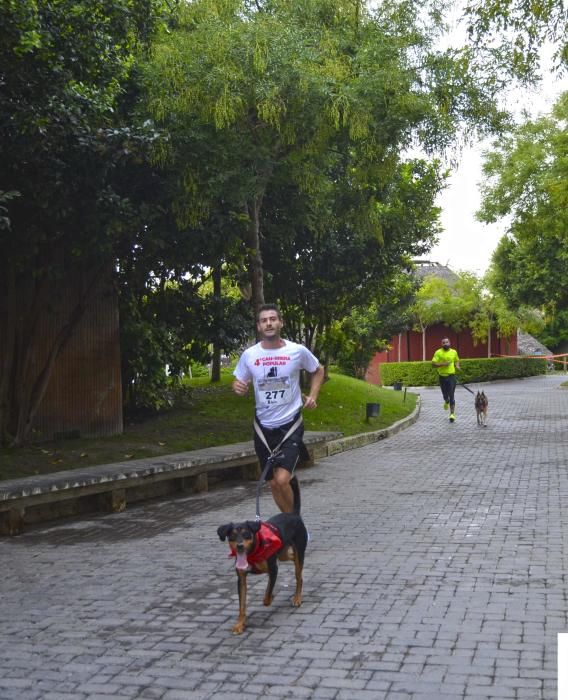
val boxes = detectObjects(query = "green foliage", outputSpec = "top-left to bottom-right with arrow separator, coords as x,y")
143,0 -> 506,315
0,0 -> 171,445
0,190 -> 20,230
480,93 -> 568,311
381,356 -> 547,386
321,274 -> 418,378
464,0 -> 567,80
325,308 -> 389,380
411,275 -> 455,331
263,160 -> 443,352
480,92 -> 568,343
538,310 -> 568,351
188,364 -> 212,379
119,273 -> 252,413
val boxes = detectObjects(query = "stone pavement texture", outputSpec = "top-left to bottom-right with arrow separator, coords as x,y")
1,375 -> 567,700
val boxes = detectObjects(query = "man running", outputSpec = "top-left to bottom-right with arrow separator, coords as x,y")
233,304 -> 325,512
432,337 -> 461,423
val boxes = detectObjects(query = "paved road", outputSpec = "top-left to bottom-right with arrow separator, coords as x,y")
1,375 -> 567,700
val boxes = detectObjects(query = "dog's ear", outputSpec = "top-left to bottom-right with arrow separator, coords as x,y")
217,523 -> 234,541
246,520 -> 261,534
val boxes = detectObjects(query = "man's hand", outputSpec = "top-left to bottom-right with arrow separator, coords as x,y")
302,393 -> 317,409
232,379 -> 250,396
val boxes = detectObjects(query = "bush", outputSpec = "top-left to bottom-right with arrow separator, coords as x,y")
188,364 -> 210,378
380,357 -> 547,386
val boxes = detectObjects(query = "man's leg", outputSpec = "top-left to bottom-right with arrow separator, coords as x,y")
449,375 -> 457,412
439,377 -> 450,408
448,376 -> 457,421
269,467 -> 294,513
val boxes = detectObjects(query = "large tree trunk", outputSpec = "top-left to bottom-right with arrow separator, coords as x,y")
245,195 -> 265,317
0,266 -> 17,444
210,265 -> 222,383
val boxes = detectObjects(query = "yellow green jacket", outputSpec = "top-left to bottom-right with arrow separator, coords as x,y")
432,347 -> 460,376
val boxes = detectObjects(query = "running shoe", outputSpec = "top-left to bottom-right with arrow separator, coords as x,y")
449,413 -> 456,422
443,401 -> 449,410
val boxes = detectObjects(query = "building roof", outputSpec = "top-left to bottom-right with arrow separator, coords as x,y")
517,330 -> 553,357
411,260 -> 459,283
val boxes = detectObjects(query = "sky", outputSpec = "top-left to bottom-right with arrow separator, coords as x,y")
422,33 -> 567,276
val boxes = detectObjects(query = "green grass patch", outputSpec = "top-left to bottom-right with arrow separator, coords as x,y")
0,372 -> 416,481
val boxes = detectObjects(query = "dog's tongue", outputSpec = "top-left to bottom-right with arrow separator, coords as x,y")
235,551 -> 249,570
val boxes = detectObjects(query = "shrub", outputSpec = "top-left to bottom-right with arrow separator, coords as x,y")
380,357 -> 547,386
188,364 -> 210,379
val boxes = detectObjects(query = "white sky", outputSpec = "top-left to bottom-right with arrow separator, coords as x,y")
427,43 -> 567,276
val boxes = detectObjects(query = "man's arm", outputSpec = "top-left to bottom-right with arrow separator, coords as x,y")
232,378 -> 250,396
303,365 -> 325,409
232,354 -> 251,396
431,352 -> 449,368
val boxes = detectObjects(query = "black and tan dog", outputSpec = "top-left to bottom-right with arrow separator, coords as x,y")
217,477 -> 308,634
475,390 -> 488,427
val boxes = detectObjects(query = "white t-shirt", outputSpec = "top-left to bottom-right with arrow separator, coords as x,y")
234,340 -> 320,428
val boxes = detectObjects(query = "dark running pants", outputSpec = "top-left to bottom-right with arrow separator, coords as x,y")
439,374 -> 457,409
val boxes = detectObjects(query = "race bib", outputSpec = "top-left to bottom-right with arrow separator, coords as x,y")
257,376 -> 291,407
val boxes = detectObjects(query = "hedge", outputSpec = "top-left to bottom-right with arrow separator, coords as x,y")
380,356 -> 547,387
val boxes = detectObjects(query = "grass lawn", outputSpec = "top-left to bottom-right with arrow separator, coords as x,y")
0,372 -> 417,482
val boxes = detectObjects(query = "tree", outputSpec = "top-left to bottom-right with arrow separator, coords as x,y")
262,158 -> 444,354
142,0 -> 505,319
409,275 -> 456,360
467,281 -> 544,356
478,92 -> 568,340
324,273 -> 418,378
463,0 -> 567,80
112,168 -> 252,407
0,0 -> 169,445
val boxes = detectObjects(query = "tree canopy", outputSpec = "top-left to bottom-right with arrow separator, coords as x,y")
479,92 -> 568,321
142,0 -> 506,316
463,0 -> 567,80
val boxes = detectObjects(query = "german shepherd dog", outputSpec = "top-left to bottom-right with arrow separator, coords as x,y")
475,390 -> 488,427
217,477 -> 308,634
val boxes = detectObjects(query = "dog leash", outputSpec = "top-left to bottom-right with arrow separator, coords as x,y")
459,382 -> 475,395
253,414 -> 303,521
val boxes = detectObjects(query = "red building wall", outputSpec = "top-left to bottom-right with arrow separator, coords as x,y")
366,324 -> 518,385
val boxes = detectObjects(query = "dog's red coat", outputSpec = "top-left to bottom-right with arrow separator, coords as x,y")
229,522 -> 283,571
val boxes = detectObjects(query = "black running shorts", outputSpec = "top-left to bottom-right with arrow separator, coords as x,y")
253,412 -> 310,480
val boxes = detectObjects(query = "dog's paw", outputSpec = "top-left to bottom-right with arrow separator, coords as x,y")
263,594 -> 273,607
232,621 -> 246,635
292,596 -> 302,607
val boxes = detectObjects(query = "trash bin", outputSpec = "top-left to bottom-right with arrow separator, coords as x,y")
393,381 -> 403,391
366,402 -> 380,421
